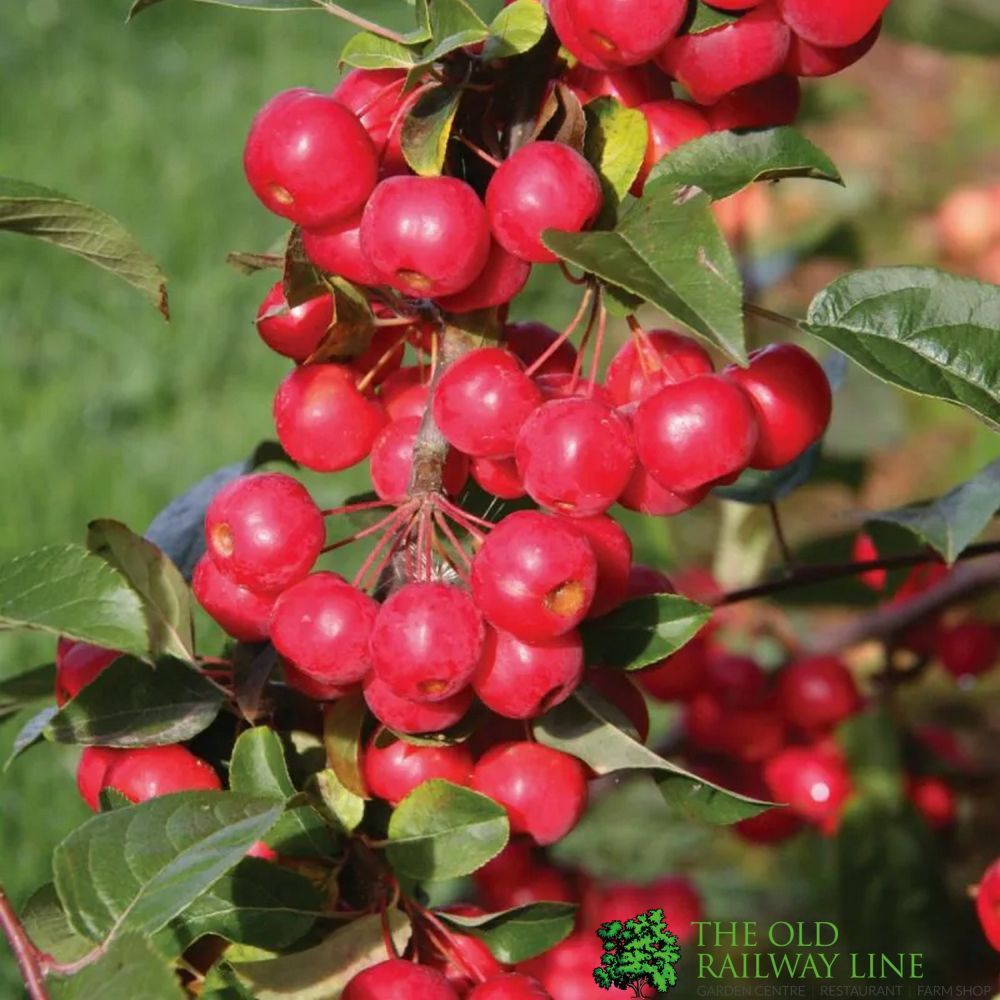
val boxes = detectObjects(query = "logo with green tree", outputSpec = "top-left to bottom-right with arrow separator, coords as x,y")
592,908 -> 682,998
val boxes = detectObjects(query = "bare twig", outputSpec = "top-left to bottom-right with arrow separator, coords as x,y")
313,1 -> 408,43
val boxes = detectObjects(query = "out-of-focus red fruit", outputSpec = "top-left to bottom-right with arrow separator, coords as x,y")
627,564 -> 675,597
585,876 -> 702,944
776,0 -> 891,48
468,973 -> 553,1000
471,742 -> 589,845
657,7 -> 791,106
735,803 -> 804,844
77,746 -> 121,810
935,621 -> 999,679
301,215 -> 382,287
103,745 -> 222,802
362,735 -> 473,805
504,322 -> 578,377
764,743 -> 853,831
518,934 -> 607,1000
361,176 -> 492,298
777,655 -> 860,731
906,775 -> 957,831
436,242 -> 532,314
255,281 -> 333,361
637,633 -> 709,702
486,142 -> 603,264
193,555 -> 276,644
852,532 -> 886,590
632,100 -> 712,195
975,859 -> 1000,951
342,959 -> 460,1000
244,88 -> 378,228
784,20 -> 881,76
55,639 -> 120,706
704,75 -> 802,130
585,668 -> 650,744
273,363 -> 387,472
605,330 -> 714,406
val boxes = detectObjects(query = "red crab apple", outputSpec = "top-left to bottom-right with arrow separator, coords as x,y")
192,555 -> 275,644
935,621 -> 999,678
724,343 -> 831,470
515,397 -> 636,516
331,68 -> 410,175
604,329 -> 714,406
77,747 -> 121,810
301,215 -> 382,287
548,0 -> 688,68
370,582 -> 485,702
432,348 -> 544,458
472,742 -> 589,845
471,456 -> 527,500
764,743 -> 853,830
474,840 -> 576,910
244,88 -> 378,228
255,281 -> 333,361
504,321 -> 578,376
486,141 -> 602,264
618,461 -> 711,517
632,100 -> 711,195
283,663 -> 356,702
561,514 -> 632,617
657,6 -> 791,106
436,242 -> 532,314
474,627 -> 584,719
102,745 -> 222,802
379,367 -> 430,422
783,21 -> 881,77
204,472 -> 325,593
471,510 -> 598,641
637,633 -> 708,702
55,639 -> 120,706
706,0 -> 766,7
369,416 -> 469,502
468,974 -> 553,1000
776,0 -> 891,47
342,959 -> 459,1000
704,75 -> 802,131
906,775 -> 957,831
634,374 -> 759,493
269,573 -> 378,684
360,176 -> 491,297
364,674 -> 475,733
362,735 -> 473,805
273,363 -> 387,472
565,63 -> 673,107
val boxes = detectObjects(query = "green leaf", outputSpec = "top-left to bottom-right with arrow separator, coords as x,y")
865,457 -> 1000,564
438,902 -> 577,963
544,181 -> 745,361
0,544 -> 148,655
583,97 -> 649,219
232,911 -> 412,1000
87,520 -> 194,660
402,86 -> 462,177
54,792 -> 284,943
0,663 -> 55,718
884,0 -> 1000,55
340,32 -> 420,70
313,767 -> 366,833
128,0 -> 315,18
230,727 -> 337,857
99,787 -> 135,811
155,858 -> 324,957
50,932 -> 185,1000
323,691 -> 368,798
201,963 -> 256,1000
533,688 -> 775,824
45,656 -> 223,747
386,780 -> 509,880
579,594 -> 711,671
803,267 -> 1000,431
482,0 -> 547,59
21,884 -> 93,964
688,1 -> 739,32
0,177 -> 168,318
419,0 -> 489,66
5,705 -> 58,766
648,127 -> 842,200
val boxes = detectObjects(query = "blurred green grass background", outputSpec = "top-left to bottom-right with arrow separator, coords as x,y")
1,1 -> 998,993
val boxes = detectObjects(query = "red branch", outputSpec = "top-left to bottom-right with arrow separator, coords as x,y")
0,886 -> 50,1000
